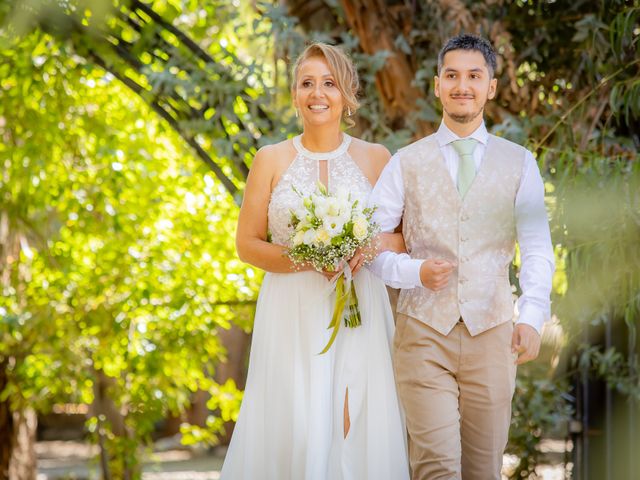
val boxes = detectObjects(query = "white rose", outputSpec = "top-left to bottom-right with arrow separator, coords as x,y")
352,217 -> 369,241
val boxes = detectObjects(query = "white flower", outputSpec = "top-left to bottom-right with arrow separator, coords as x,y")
314,196 -> 329,217
303,229 -> 317,245
294,206 -> 307,221
335,186 -> 350,201
324,216 -> 345,236
338,208 -> 351,225
327,198 -> 342,216
353,216 -> 369,241
292,230 -> 305,246
303,197 -> 313,209
315,228 -> 331,245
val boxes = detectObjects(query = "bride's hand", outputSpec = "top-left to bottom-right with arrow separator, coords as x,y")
347,242 -> 377,275
320,260 -> 344,281
347,232 -> 407,275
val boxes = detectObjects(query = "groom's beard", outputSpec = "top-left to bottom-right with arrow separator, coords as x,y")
445,106 -> 484,124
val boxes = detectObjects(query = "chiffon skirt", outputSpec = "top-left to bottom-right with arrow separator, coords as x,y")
220,269 -> 409,480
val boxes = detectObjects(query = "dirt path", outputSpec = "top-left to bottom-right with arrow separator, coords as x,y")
36,440 -> 570,479
36,441 -> 224,480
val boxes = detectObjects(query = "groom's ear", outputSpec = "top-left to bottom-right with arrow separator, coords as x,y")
488,77 -> 497,100
434,75 -> 441,98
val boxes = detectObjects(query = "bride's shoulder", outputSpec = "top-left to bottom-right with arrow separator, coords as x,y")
252,138 -> 297,170
349,136 -> 391,173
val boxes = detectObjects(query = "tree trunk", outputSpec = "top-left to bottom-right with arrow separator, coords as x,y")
90,369 -> 138,480
8,409 -> 37,480
214,325 -> 251,445
339,0 -> 433,136
0,364 -> 37,480
0,364 -> 14,480
160,326 -> 250,444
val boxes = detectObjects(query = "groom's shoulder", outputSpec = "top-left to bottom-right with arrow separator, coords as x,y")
487,133 -> 530,157
396,133 -> 439,157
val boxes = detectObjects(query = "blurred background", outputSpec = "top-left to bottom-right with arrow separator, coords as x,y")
0,0 -> 638,479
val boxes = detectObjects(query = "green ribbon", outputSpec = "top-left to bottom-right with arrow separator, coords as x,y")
318,274 -> 362,354
319,275 -> 348,354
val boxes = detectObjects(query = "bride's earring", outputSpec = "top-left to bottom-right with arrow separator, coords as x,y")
347,107 -> 352,117
295,108 -> 299,118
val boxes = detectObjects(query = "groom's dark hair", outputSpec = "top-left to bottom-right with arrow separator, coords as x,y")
437,34 -> 497,78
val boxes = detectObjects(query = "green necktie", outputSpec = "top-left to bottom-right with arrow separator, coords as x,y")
451,138 -> 478,197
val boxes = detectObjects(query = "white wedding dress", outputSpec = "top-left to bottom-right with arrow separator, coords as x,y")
220,134 -> 409,480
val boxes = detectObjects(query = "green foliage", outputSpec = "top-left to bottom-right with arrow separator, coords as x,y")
180,378 -> 244,446
550,151 -> 640,401
507,372 -> 573,479
0,23 -> 260,476
0,0 -> 297,201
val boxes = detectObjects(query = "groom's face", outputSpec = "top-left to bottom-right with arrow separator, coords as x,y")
434,50 -> 497,125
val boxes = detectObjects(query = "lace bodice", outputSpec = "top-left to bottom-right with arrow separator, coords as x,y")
267,134 -> 372,246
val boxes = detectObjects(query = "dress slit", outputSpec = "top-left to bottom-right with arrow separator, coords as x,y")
343,387 -> 350,439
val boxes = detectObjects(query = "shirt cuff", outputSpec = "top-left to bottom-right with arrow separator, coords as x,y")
405,258 -> 424,289
516,304 -> 546,335
368,253 -> 424,289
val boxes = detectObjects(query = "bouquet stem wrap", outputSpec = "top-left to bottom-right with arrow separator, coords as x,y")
319,264 -> 361,355
286,182 -> 377,355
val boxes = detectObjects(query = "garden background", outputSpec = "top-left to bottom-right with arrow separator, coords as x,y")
0,0 -> 638,479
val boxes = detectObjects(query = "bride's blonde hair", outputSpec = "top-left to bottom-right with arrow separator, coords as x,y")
291,42 -> 360,126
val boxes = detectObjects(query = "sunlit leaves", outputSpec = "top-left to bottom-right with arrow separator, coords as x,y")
0,22 -> 259,471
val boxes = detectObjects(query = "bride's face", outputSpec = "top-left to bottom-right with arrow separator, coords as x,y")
293,57 -> 345,128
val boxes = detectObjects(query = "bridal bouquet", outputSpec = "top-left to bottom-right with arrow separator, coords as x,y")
287,182 -> 378,354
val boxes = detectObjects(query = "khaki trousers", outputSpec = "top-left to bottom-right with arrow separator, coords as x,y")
393,314 -> 517,480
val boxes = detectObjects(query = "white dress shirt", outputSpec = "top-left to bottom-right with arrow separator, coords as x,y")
369,121 -> 555,334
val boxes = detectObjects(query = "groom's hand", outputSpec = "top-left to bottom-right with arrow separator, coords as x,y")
511,324 -> 541,365
419,259 -> 455,291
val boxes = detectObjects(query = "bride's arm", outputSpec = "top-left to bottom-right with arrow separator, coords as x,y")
377,229 -> 406,254
236,147 -> 312,273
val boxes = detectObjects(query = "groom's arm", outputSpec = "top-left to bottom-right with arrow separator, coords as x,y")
367,154 -> 423,289
514,151 -> 556,339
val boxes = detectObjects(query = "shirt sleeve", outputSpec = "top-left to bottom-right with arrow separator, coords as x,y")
515,151 -> 556,334
367,153 -> 424,289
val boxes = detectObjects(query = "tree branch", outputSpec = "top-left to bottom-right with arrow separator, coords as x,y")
87,50 -> 241,202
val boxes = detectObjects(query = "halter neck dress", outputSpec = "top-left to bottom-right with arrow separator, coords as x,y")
220,134 -> 409,480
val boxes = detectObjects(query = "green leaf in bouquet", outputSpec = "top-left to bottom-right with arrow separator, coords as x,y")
316,180 -> 329,196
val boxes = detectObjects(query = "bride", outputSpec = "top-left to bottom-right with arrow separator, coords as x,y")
220,42 -> 410,480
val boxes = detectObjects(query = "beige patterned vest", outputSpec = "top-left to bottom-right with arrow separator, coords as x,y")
396,133 -> 525,336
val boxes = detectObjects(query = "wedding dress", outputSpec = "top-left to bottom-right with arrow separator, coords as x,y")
220,134 -> 409,480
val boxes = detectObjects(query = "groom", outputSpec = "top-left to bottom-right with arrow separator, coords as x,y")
369,34 -> 554,479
